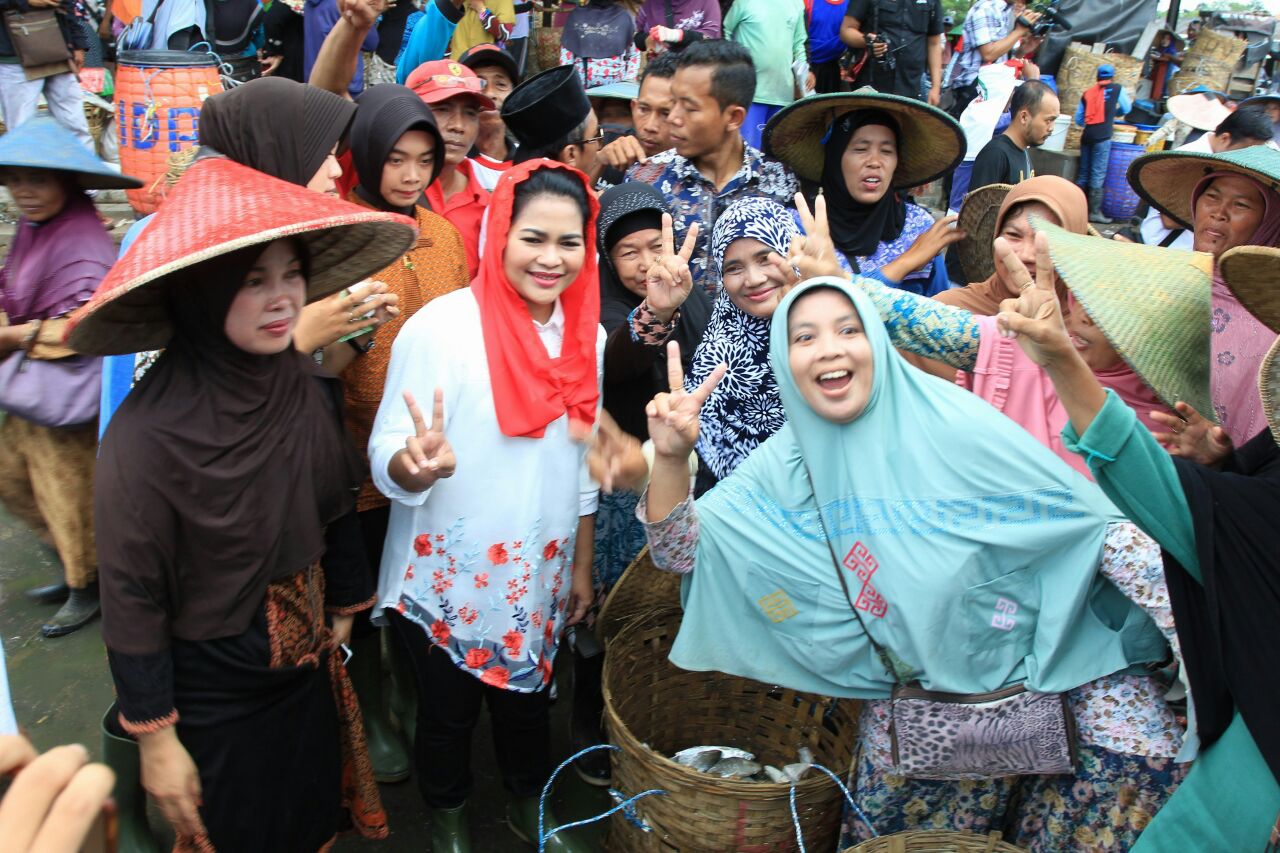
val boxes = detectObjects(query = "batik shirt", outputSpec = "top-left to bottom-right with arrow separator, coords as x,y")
625,145 -> 798,291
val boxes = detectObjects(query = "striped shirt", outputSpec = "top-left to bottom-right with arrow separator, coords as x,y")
951,0 -> 1014,88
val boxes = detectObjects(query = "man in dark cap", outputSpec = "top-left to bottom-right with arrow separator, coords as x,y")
501,64 -> 602,178
460,43 -> 521,189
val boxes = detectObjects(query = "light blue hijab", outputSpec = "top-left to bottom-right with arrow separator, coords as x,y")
671,278 -> 1167,698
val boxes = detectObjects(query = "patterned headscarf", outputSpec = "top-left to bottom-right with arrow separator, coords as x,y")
690,197 -> 799,482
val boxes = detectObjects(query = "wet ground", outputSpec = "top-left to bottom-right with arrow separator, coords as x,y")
0,495 -> 614,851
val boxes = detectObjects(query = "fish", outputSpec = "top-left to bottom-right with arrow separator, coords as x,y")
783,763 -> 810,783
763,765 -> 790,784
689,750 -> 722,772
672,745 -> 753,766
797,746 -> 814,765
710,757 -> 762,779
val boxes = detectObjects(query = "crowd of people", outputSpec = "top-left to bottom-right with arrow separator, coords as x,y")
2,1 -> 1280,852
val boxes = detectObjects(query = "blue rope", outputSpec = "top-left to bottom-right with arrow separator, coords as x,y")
787,762 -> 877,853
537,745 -> 667,853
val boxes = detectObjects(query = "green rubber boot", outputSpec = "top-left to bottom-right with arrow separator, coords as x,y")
348,631 -> 411,783
100,708 -> 161,853
387,627 -> 419,751
429,803 -> 471,853
507,795 -> 593,853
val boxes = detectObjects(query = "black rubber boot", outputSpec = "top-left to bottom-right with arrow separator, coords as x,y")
1088,188 -> 1113,224
42,582 -> 100,638
347,631 -> 411,783
100,707 -> 161,853
25,582 -> 69,605
507,796 -> 593,853
429,803 -> 471,853
386,624 -> 419,751
569,646 -> 610,786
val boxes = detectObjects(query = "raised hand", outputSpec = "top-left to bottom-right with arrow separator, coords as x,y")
598,134 -> 651,171
339,0 -> 390,30
646,341 -> 727,460
645,214 -> 698,322
1151,401 -> 1233,467
398,389 -> 456,489
782,192 -> 851,283
994,232 -> 1074,367
293,280 -> 400,353
586,409 -> 647,494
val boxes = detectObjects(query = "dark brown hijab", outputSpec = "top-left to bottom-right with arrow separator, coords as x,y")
96,241 -> 364,656
198,77 -> 356,187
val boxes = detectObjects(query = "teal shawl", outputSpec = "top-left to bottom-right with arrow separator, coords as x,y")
671,278 -> 1167,698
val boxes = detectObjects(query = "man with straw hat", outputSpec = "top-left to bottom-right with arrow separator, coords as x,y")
67,155 -> 415,851
1128,144 -> 1280,448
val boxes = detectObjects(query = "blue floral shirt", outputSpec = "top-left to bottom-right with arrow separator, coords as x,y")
625,144 -> 799,292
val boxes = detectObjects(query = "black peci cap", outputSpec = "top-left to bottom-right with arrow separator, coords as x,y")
501,65 -> 592,151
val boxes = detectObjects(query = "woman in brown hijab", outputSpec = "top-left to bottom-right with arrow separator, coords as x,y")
67,158 -> 415,852
939,175 -> 1090,314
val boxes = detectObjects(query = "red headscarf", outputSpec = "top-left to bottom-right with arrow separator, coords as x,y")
472,159 -> 601,438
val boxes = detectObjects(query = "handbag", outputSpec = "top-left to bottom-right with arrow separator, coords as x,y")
2,9 -> 72,68
0,349 -> 102,428
802,466 -> 1078,781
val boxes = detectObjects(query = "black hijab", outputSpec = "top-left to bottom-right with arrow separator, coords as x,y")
822,109 -> 907,267
1163,428 -> 1280,785
96,241 -> 365,656
597,182 -> 712,439
350,84 -> 445,214
198,77 -> 356,187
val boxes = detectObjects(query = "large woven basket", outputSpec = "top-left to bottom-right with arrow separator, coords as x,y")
598,547 -> 681,647
604,608 -> 861,852
1190,28 -> 1247,64
1056,44 -> 1142,117
1170,55 -> 1236,96
845,830 -> 1028,852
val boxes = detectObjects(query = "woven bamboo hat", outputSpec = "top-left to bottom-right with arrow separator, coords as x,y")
956,179 -> 1100,283
762,88 -> 965,187
1033,218 -> 1216,419
67,158 -> 417,355
0,116 -> 142,190
1127,144 -> 1280,229
1218,245 -> 1280,442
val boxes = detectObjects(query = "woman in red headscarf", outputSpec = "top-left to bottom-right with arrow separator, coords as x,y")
367,160 -> 601,853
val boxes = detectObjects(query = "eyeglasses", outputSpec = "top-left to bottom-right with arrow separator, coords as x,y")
572,131 -> 605,147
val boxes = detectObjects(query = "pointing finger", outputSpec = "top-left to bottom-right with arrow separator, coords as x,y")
429,388 -> 445,433
661,213 -> 675,257
689,362 -> 728,406
403,390 -> 428,437
812,193 -> 830,240
793,192 -> 815,234
666,340 -> 684,393
678,220 -> 699,262
1034,231 -> 1054,293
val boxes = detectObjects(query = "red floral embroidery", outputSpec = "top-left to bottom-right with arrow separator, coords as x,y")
530,610 -> 544,628
488,543 -> 509,565
474,573 -> 489,589
396,601 -> 406,614
435,534 -> 445,542
480,666 -> 510,688
404,565 -> 415,581
465,648 -> 493,669
430,621 -> 451,643
414,534 -> 433,557
537,655 -> 554,685
457,605 -> 479,625
431,570 -> 453,595
502,629 -> 524,656
543,539 -> 559,561
544,619 -> 556,643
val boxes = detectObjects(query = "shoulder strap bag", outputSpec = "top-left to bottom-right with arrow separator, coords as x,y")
3,8 -> 72,68
802,465 -> 1078,781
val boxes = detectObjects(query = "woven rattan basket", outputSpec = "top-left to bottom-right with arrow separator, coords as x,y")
1056,44 -> 1142,117
1190,28 -> 1247,64
1170,55 -> 1236,96
598,547 -> 681,647
845,830 -> 1027,852
603,608 -> 861,852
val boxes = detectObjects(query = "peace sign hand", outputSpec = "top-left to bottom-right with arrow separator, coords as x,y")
398,389 -> 456,490
994,232 -> 1074,367
645,214 -> 698,322
781,192 -> 850,283
646,341 -> 727,460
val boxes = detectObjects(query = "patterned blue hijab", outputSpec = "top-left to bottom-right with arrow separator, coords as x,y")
687,197 -> 799,482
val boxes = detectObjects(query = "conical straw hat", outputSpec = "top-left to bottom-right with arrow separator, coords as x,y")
67,158 -> 417,355
1033,219 -> 1216,419
1219,244 -> 1280,444
1127,144 -> 1280,229
955,183 -> 1100,284
762,88 -> 964,187
0,116 -> 142,190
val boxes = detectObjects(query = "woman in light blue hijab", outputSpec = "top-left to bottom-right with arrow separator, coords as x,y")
639,278 -> 1184,851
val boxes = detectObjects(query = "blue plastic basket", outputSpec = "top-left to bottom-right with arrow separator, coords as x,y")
1102,142 -> 1146,220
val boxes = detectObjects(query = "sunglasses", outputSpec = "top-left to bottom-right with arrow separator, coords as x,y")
572,130 -> 605,147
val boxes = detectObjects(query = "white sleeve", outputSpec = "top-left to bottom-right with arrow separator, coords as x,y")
577,325 -> 606,516
369,306 -> 455,507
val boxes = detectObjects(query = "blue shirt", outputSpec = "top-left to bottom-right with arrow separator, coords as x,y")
98,215 -> 153,440
807,0 -> 850,65
625,145 -> 799,291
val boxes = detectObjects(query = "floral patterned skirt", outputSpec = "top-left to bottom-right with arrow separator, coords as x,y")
587,490 -> 647,627
843,714 -> 1187,852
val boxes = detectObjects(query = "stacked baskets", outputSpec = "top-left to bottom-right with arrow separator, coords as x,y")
846,831 -> 1028,852
1169,29 -> 1245,96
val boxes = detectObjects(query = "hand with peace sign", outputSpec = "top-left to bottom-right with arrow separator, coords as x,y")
645,341 -> 727,522
645,214 -> 699,323
781,192 -> 852,285
390,388 -> 456,492
994,232 -> 1075,368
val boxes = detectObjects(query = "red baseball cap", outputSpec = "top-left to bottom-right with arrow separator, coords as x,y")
405,60 -> 496,111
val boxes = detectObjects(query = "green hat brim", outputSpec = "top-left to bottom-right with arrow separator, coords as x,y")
1033,217 -> 1216,420
1127,145 -> 1280,229
762,90 -> 965,187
